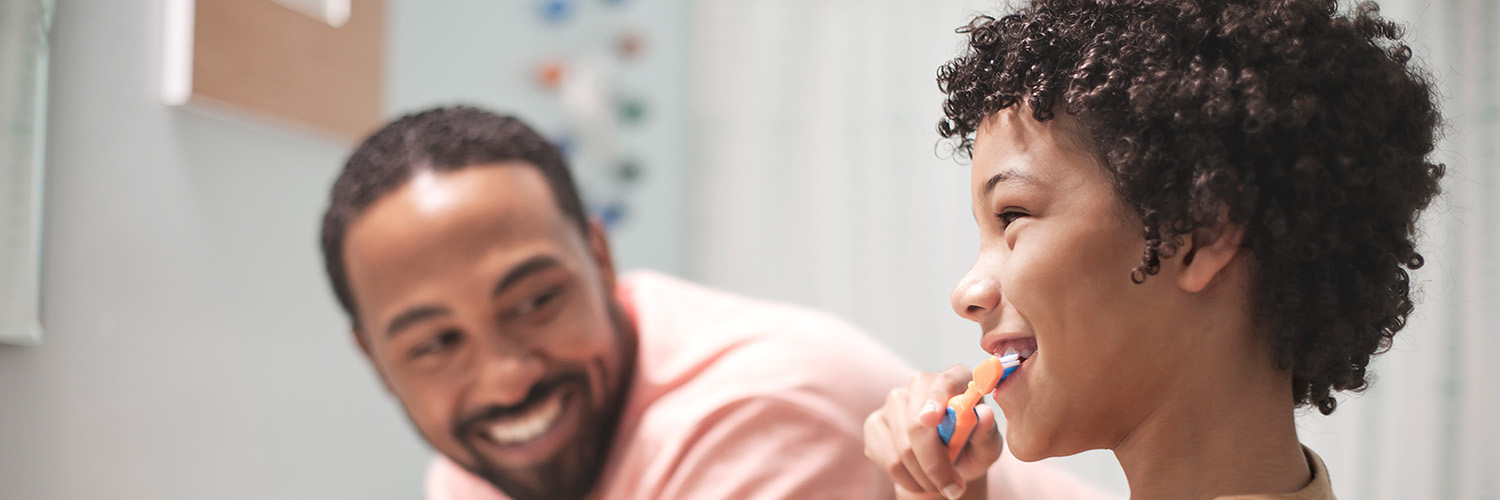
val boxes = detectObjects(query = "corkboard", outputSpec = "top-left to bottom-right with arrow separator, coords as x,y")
166,0 -> 384,141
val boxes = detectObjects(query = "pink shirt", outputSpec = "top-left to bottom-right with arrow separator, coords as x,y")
426,272 -> 1113,500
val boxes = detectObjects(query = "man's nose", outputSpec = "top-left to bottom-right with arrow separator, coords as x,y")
471,339 -> 546,406
951,264 -> 1002,323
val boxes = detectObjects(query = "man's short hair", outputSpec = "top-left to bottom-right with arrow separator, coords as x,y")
320,106 -> 589,323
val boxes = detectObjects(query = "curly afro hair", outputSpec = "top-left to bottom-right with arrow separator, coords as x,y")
937,0 -> 1444,414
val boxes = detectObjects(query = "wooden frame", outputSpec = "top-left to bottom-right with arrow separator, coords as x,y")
163,0 -> 384,142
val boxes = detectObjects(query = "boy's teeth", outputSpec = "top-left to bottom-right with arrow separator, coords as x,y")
1002,348 -> 1018,357
1019,348 -> 1034,360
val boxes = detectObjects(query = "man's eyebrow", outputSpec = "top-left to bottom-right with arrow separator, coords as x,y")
385,305 -> 450,340
491,255 -> 564,299
381,256 -> 562,339
982,169 -> 1045,196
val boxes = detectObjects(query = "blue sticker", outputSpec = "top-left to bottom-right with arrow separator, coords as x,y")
540,0 -> 573,24
598,202 -> 628,228
551,133 -> 576,157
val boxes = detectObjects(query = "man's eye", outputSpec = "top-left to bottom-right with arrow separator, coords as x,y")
995,210 -> 1028,228
510,287 -> 562,319
409,330 -> 461,359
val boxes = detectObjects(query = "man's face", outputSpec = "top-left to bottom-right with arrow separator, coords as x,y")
343,164 -> 634,500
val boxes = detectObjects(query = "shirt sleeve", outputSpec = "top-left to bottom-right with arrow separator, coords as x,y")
986,453 -> 1123,500
425,455 -> 513,500
649,395 -> 894,500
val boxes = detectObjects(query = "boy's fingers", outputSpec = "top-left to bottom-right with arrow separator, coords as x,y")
899,447 -> 939,492
870,369 -> 994,499
916,365 -> 971,428
909,422 -> 964,498
929,365 -> 972,402
873,419 -> 927,493
955,405 -> 1004,479
915,399 -> 944,427
889,465 -> 929,495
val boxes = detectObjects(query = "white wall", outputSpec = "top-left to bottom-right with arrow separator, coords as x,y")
0,1 -> 429,498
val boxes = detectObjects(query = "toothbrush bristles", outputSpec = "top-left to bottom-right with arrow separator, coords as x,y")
998,351 -> 1021,368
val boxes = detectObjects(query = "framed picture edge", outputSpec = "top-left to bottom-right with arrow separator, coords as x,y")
0,0 -> 53,346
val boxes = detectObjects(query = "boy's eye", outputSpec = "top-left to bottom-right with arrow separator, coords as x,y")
995,210 -> 1028,228
409,330 -> 462,359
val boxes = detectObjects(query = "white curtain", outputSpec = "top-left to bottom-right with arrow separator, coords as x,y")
1294,1 -> 1500,499
686,0 -> 990,370
684,0 -> 1498,498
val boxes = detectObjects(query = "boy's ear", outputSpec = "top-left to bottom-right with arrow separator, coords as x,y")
1177,211 -> 1247,293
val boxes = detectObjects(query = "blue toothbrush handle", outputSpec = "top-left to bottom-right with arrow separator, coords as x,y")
937,407 -> 965,444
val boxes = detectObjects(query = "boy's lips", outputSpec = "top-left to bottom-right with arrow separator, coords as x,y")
983,335 -> 1036,394
985,336 -> 1037,359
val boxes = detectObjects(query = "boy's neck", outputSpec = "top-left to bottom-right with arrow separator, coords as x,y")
1111,324 -> 1310,500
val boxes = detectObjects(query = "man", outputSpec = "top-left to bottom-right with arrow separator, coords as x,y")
319,106 -> 1100,500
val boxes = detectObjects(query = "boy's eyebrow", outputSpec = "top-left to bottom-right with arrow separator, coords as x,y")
982,169 -> 1045,196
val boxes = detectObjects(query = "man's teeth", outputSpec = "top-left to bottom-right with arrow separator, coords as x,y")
485,391 -> 565,445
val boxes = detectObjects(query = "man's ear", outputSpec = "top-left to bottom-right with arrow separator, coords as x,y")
1177,212 -> 1247,294
352,327 -> 395,394
587,217 -> 618,291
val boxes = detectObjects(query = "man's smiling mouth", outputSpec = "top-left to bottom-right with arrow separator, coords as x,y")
482,389 -> 567,446
456,372 -> 589,451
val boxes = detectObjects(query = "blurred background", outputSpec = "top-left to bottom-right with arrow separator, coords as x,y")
0,0 -> 1494,498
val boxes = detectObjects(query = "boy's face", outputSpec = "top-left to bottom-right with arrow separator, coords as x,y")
950,108 -> 1189,461
342,164 -> 633,500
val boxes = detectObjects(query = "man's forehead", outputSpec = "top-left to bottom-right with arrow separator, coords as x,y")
341,165 -> 586,320
350,164 -> 566,239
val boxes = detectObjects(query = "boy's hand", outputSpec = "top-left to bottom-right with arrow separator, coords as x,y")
864,365 -> 1004,499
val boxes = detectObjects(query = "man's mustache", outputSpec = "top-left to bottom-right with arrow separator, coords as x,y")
452,371 -> 590,439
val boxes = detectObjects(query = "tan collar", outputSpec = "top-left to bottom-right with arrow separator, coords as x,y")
1212,445 -> 1334,500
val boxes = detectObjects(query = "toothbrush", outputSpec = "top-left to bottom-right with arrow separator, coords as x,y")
936,351 -> 1021,462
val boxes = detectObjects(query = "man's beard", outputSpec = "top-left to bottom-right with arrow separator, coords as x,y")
452,303 -> 637,500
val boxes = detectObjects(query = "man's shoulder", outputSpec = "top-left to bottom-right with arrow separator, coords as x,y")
622,271 -> 893,350
621,271 -> 858,332
621,270 -> 911,389
619,271 -> 911,433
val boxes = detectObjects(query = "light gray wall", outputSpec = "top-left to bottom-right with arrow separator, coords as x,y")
0,1 -> 429,498
386,0 -> 690,277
